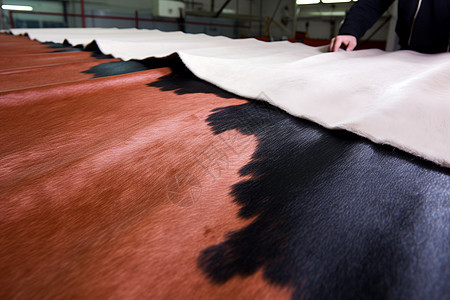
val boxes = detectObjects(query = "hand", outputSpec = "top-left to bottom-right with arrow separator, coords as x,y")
329,35 -> 357,52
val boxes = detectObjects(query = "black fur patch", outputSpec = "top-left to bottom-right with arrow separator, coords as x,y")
82,52 -> 196,78
42,41 -> 84,53
43,42 -> 72,49
147,67 -> 239,99
201,102 -> 450,299
83,41 -> 115,59
53,48 -> 84,53
82,61 -> 149,78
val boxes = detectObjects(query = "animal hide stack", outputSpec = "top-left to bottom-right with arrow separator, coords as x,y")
0,31 -> 449,299
10,28 -> 450,168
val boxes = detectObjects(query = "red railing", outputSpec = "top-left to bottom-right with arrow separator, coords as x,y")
80,0 -> 86,28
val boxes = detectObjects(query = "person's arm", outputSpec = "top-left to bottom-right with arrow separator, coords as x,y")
330,0 -> 395,51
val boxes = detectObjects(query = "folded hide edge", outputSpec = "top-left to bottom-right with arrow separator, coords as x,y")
10,28 -> 450,168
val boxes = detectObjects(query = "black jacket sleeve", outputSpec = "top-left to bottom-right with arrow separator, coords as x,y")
338,0 -> 396,40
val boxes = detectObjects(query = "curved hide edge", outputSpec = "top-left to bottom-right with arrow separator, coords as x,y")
10,28 -> 450,168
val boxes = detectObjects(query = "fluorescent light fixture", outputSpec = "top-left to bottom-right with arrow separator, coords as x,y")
297,0 -> 356,4
321,0 -> 351,3
309,11 -> 347,16
1,4 -> 33,11
222,8 -> 236,14
296,0 -> 320,5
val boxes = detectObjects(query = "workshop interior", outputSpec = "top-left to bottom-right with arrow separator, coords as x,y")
1,1 -> 449,300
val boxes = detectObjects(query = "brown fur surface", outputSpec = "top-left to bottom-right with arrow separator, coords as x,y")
0,35 -> 290,299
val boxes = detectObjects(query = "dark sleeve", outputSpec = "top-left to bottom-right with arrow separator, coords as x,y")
338,0 -> 396,40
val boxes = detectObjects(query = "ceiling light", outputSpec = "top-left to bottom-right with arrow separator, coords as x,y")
309,11 -> 347,16
1,4 -> 33,11
296,0 -> 320,5
321,0 -> 352,3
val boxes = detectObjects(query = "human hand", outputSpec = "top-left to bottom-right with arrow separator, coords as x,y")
329,35 -> 357,52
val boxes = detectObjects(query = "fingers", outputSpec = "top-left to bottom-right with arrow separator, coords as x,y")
329,35 -> 357,52
345,39 -> 357,51
330,37 -> 343,52
330,36 -> 344,52
329,37 -> 336,52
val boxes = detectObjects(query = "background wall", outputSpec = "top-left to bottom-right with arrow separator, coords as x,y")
1,0 -> 398,50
